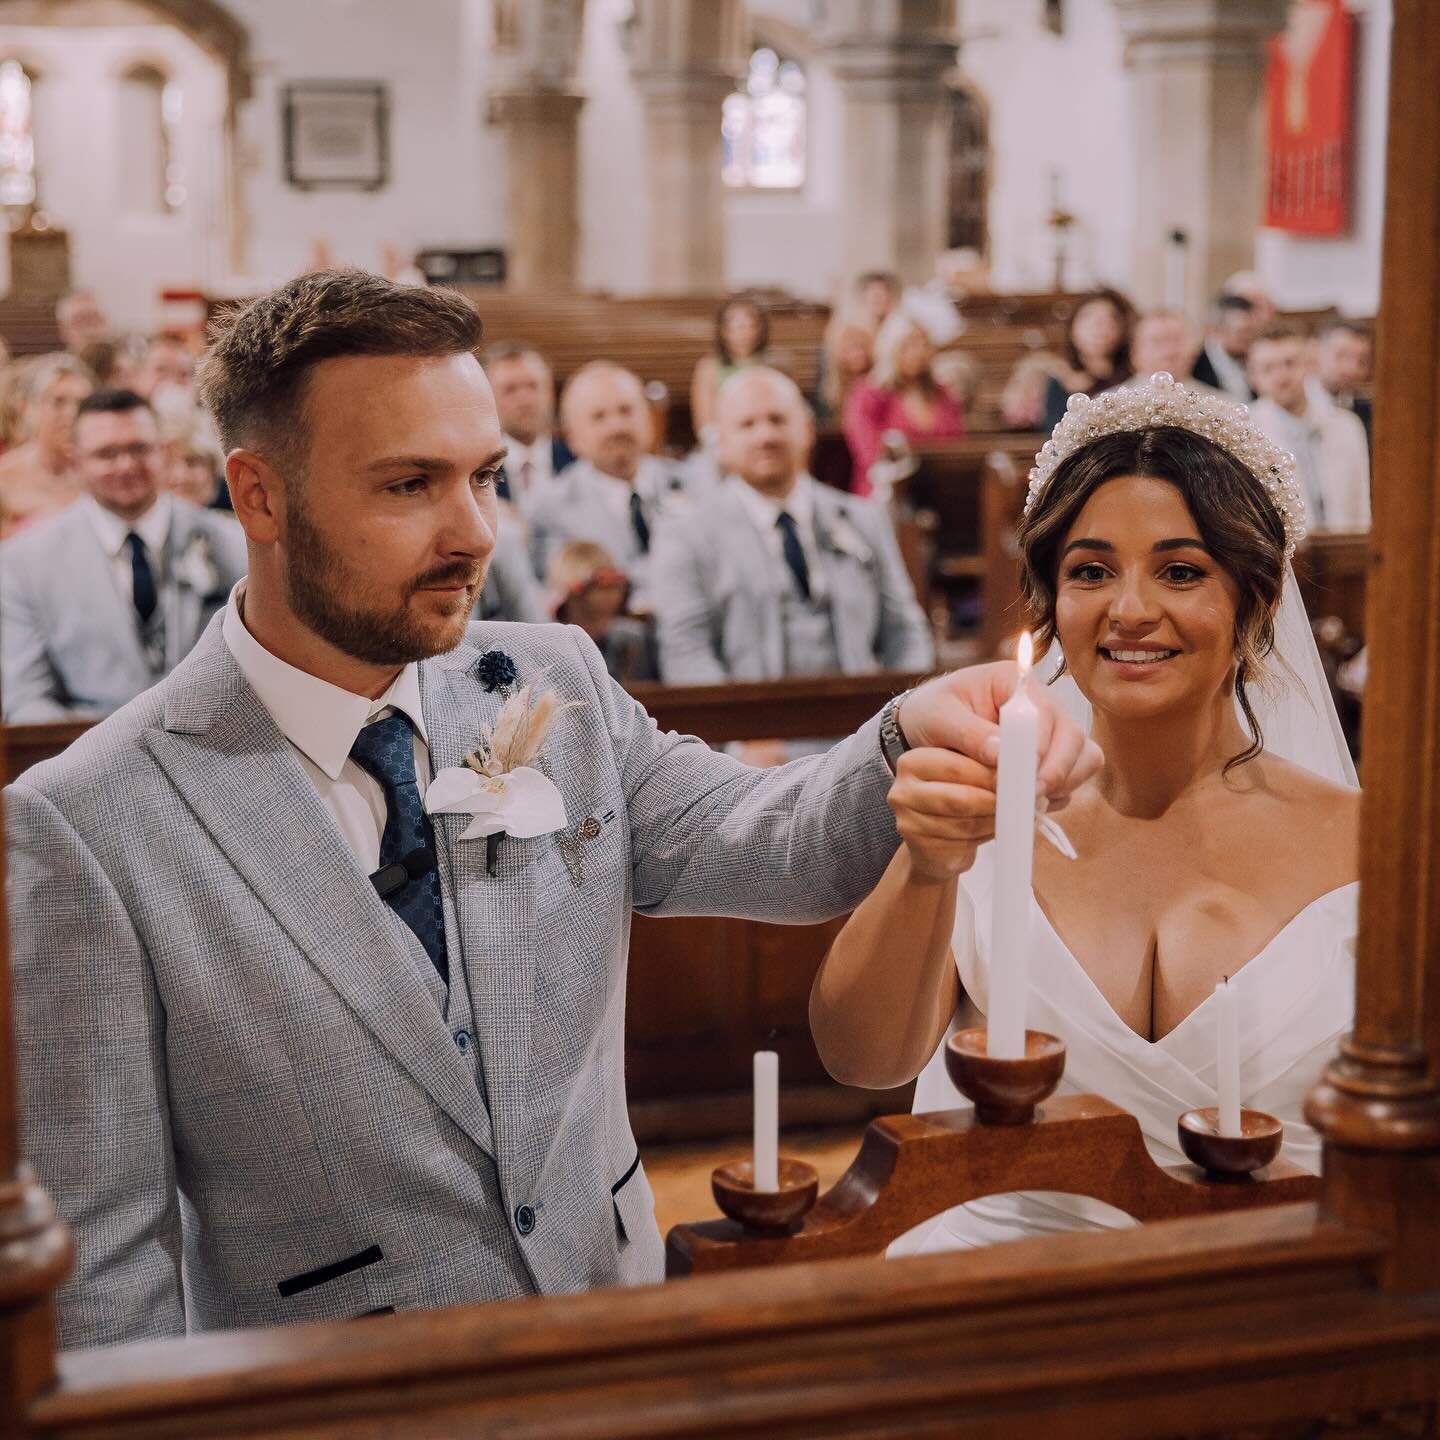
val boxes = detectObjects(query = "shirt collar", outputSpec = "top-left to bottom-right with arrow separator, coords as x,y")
504,433 -> 551,468
222,581 -> 430,781
729,472 -> 814,533
83,492 -> 172,558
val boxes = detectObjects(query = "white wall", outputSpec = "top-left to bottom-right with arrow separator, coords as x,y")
0,16 -> 227,330
225,0 -> 502,289
1256,0 -> 1390,316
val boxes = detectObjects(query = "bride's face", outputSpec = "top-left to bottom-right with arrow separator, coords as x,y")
1054,474 -> 1242,720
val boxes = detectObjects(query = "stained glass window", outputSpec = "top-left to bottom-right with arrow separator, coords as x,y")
722,47 -> 805,191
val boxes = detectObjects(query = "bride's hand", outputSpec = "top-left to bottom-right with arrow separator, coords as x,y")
888,749 -> 998,882
898,660 -> 1102,806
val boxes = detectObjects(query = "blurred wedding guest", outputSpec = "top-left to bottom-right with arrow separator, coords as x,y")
815,316 -> 874,424
844,309 -> 966,495
1308,318 -> 1374,451
1,388 -> 247,721
133,332 -> 197,405
1041,288 -> 1136,430
691,293 -> 770,438
528,361 -> 699,608
999,351 -> 1055,431
854,270 -> 902,333
76,335 -> 143,389
1222,269 -> 1278,328
1113,310 -> 1224,396
654,366 -> 932,716
547,539 -> 658,682
1192,292 -> 1260,401
56,289 -> 112,354
475,499 -> 547,624
159,407 -> 226,508
0,354 -> 94,538
483,341 -> 573,507
1250,326 -> 1370,532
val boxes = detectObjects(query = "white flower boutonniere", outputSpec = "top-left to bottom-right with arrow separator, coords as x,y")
425,682 -> 577,874
822,512 -> 874,567
174,532 -> 220,596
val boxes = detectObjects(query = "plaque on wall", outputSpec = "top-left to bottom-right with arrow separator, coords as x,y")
282,82 -> 389,191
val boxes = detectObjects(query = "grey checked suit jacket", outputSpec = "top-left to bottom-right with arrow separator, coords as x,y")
0,498 -> 248,721
8,617 -> 900,1348
651,477 -> 935,683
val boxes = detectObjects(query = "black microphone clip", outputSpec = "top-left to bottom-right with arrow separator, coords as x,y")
370,846 -> 436,902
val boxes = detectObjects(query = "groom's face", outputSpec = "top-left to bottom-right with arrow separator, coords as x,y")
280,351 -> 505,666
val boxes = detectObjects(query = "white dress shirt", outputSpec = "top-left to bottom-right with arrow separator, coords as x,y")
1202,337 -> 1254,402
729,472 -> 829,599
503,432 -> 556,503
222,583 -> 432,874
82,492 -> 172,605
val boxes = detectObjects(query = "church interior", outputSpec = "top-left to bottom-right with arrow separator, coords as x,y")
4,0 -> 1440,1435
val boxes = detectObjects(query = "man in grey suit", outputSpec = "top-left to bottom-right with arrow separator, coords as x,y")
7,271 -> 1098,1347
1,387 -> 247,721
653,368 -> 933,760
526,362 -> 697,609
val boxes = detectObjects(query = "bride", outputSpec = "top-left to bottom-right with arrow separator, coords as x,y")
810,373 -> 1360,1252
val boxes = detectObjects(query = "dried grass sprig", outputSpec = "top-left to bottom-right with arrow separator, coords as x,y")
464,682 -> 579,779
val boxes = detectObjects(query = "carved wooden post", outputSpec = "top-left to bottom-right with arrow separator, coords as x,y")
0,725 -> 72,1431
1305,0 -> 1440,1291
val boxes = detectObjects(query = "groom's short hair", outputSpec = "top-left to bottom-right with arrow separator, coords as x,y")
197,268 -> 485,475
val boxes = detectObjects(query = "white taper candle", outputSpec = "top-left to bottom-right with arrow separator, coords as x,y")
1216,978 -> 1242,1138
753,1050 -> 779,1192
987,634 -> 1040,1058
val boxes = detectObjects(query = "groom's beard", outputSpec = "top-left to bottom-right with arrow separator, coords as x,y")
284,496 -> 483,666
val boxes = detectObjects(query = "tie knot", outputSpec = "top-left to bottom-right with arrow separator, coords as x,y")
349,711 -> 419,792
776,510 -> 798,533
126,531 -> 145,555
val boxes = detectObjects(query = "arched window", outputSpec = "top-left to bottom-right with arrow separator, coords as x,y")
947,86 -> 990,253
117,63 -> 185,214
722,47 -> 806,191
0,59 -> 37,211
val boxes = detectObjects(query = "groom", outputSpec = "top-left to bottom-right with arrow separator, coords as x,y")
7,271 -> 1097,1348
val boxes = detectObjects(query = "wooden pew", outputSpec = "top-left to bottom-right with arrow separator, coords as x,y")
1295,530 -> 1370,645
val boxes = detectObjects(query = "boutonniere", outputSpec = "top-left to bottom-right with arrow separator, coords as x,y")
425,681 -> 576,875
476,649 -> 518,695
822,512 -> 874,566
174,532 -> 219,595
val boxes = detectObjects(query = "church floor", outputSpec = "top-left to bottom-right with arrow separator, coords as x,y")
645,1125 -> 867,1237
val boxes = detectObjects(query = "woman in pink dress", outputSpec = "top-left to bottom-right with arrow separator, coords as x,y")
843,310 -> 966,495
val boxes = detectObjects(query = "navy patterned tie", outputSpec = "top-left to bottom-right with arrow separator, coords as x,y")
629,489 -> 651,554
776,511 -> 812,601
349,713 -> 449,986
126,531 -> 157,624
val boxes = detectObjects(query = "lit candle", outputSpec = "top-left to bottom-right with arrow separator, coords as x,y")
753,1050 -> 779,1192
1216,978 -> 1242,1137
987,634 -> 1040,1058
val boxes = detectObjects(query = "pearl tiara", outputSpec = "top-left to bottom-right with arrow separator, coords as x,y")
1024,372 -> 1307,559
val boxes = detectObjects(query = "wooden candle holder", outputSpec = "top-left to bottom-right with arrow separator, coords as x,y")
666,1096 -> 1319,1277
710,1158 -> 819,1234
1177,1107 -> 1285,1179
944,1028 -> 1067,1124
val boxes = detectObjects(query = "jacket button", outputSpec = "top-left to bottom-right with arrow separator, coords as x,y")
514,1204 -> 536,1236
454,1029 -> 471,1054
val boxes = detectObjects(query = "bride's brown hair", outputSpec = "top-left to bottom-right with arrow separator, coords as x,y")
1017,426 -> 1288,768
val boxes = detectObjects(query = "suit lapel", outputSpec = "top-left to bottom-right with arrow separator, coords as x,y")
812,488 -> 874,672
421,640 -> 540,1185
143,633 -> 496,1158
164,506 -> 204,661
66,506 -> 154,682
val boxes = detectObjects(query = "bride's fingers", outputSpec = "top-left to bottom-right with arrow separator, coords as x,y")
1035,709 -> 1094,799
897,812 -> 996,842
888,778 -> 997,822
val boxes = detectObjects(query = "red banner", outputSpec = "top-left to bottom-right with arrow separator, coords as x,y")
1264,0 -> 1354,236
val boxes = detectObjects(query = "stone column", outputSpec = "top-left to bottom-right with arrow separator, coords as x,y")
629,0 -> 747,295
1111,0 -> 1289,318
487,0 -> 586,291
815,0 -> 959,289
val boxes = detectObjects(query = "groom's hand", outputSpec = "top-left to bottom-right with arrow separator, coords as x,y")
898,662 -> 1102,805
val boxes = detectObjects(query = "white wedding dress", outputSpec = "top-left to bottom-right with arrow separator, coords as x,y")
891,568 -> 1360,1256
889,843 -> 1357,1255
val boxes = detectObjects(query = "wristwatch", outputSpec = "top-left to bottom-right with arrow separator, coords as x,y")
878,690 -> 914,775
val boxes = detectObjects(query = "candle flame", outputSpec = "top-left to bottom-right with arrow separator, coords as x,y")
1017,631 -> 1034,676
